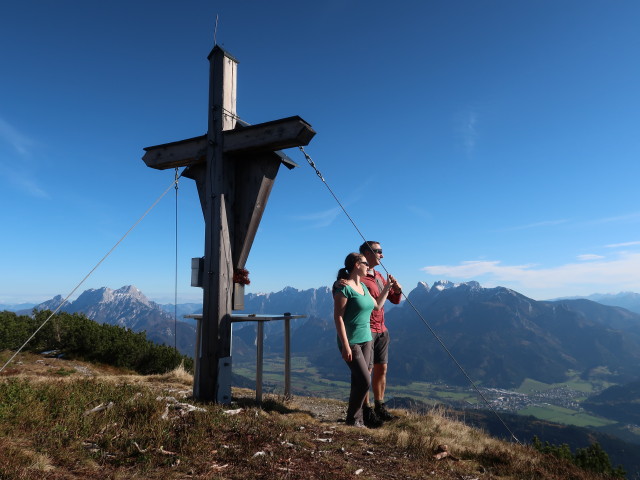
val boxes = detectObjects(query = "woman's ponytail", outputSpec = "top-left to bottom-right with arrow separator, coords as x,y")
336,267 -> 349,280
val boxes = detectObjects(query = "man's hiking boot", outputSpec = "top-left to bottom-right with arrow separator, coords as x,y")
362,404 -> 382,428
374,401 -> 395,421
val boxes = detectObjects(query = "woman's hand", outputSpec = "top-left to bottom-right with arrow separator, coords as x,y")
384,275 -> 393,292
342,345 -> 353,362
373,277 -> 393,310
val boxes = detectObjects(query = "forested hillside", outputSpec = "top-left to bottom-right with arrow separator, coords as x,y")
0,310 -> 192,375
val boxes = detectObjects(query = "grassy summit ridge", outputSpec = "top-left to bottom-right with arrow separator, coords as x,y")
0,351 -> 624,479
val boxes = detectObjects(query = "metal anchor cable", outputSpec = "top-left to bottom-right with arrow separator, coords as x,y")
0,171 -> 185,374
174,167 -> 180,351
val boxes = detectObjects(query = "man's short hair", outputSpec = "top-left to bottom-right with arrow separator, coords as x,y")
359,241 -> 380,255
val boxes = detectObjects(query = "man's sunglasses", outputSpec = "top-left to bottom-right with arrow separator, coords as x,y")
372,249 -> 383,254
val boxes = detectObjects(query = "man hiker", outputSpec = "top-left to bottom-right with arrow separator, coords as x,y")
358,241 -> 402,426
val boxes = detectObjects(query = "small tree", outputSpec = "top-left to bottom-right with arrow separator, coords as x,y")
532,437 -> 626,478
574,442 -> 626,478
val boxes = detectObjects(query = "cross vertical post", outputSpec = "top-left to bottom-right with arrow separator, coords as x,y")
194,46 -> 237,402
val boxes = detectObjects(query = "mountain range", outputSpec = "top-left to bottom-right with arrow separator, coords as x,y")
9,281 -> 640,391
257,280 -> 640,390
16,285 -> 197,356
560,292 -> 640,315
386,281 -> 640,387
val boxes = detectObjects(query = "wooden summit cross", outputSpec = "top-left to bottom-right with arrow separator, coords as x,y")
141,45 -> 315,403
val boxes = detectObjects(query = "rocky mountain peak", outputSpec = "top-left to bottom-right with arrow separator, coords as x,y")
406,282 -> 431,303
74,287 -> 114,305
28,285 -> 168,332
432,280 -> 457,291
114,285 -> 152,306
34,294 -> 66,312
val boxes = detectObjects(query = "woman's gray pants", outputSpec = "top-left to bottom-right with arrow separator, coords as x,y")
342,341 -> 372,424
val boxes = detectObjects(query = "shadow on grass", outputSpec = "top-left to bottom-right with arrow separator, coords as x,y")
232,395 -> 302,415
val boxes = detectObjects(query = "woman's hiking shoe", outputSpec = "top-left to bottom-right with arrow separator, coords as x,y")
346,418 -> 366,428
374,401 -> 395,421
363,404 -> 383,428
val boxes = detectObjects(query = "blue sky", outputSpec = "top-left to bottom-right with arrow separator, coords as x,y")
2,1 -> 640,304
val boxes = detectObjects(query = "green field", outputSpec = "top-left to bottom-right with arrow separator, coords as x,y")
517,369 -> 617,395
518,404 -> 616,428
518,375 -> 592,395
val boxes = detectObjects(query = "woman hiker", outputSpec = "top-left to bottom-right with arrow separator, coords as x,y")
333,252 -> 392,427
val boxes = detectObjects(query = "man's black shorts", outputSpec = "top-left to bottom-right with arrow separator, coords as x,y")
369,330 -> 390,368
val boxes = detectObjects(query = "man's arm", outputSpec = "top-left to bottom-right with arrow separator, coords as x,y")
388,290 -> 402,304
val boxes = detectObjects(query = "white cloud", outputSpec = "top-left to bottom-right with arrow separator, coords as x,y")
13,174 -> 49,198
463,111 -> 477,155
499,214 -> 640,234
605,240 -> 640,248
456,110 -> 478,156
577,254 -> 604,261
0,116 -> 34,156
423,260 -> 537,282
291,206 -> 343,228
0,115 -> 48,198
421,252 -> 640,298
499,219 -> 568,231
583,212 -> 640,226
290,176 -> 374,228
406,205 -> 432,221
0,160 -> 49,199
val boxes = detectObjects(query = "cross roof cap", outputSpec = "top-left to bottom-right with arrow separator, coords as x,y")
208,44 -> 239,63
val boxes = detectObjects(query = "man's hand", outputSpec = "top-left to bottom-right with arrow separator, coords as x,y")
389,274 -> 402,294
332,279 -> 348,293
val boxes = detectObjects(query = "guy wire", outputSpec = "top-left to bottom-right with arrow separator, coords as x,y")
175,167 -> 180,351
0,171 -> 184,374
299,146 -> 521,445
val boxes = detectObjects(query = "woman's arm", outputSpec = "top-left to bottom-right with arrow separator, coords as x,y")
372,277 -> 393,310
333,293 -> 352,362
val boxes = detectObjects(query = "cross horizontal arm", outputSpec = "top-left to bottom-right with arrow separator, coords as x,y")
223,116 -> 315,155
142,116 -> 315,170
142,135 -> 207,170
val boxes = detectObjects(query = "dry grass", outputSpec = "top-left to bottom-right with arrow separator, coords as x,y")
148,361 -> 194,384
0,352 -> 622,480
